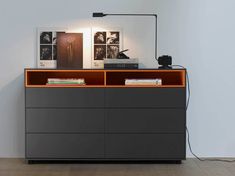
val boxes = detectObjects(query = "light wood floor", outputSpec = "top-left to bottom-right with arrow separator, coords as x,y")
0,159 -> 235,176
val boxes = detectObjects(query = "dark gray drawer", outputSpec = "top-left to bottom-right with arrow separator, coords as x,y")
26,134 -> 104,159
105,88 -> 185,108
26,88 -> 104,108
106,134 -> 185,159
26,109 -> 105,133
106,109 -> 185,133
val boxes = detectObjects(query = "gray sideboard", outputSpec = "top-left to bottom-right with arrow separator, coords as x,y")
25,69 -> 186,163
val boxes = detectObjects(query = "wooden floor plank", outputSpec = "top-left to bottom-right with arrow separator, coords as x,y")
166,159 -> 207,176
0,159 -> 235,176
194,158 -> 234,176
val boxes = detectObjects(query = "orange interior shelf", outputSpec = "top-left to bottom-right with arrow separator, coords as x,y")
25,69 -> 186,88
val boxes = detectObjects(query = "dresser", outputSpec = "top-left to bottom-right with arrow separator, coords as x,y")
25,69 -> 186,163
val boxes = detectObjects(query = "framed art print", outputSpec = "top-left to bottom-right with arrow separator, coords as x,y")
37,27 -> 67,68
92,28 -> 123,68
57,33 -> 83,69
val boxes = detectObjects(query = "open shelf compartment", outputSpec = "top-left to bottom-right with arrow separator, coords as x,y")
25,70 -> 105,87
105,70 -> 185,87
25,69 -> 185,88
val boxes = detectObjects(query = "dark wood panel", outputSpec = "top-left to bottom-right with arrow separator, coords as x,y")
26,109 -> 105,133
106,109 -> 185,133
26,134 -> 104,159
26,70 -> 105,86
106,134 -> 185,159
105,88 -> 186,108
57,33 -> 83,69
26,88 -> 104,108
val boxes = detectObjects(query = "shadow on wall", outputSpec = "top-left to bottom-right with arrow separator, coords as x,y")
0,73 -> 25,157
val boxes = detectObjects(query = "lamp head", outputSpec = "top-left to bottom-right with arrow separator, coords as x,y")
92,12 -> 106,17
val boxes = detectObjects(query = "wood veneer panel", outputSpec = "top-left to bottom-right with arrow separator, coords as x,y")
25,70 -> 105,87
25,69 -> 185,88
106,70 -> 185,87
57,33 -> 83,69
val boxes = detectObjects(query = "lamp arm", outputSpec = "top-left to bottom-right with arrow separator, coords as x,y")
154,15 -> 158,61
101,14 -> 158,60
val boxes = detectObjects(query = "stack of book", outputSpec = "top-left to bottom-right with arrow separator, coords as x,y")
46,78 -> 86,86
104,58 -> 139,69
125,79 -> 162,86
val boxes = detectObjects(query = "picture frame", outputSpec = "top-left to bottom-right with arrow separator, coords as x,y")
92,28 -> 123,68
57,33 -> 83,69
37,27 -> 67,68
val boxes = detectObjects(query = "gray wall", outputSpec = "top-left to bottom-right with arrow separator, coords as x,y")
0,0 -> 235,157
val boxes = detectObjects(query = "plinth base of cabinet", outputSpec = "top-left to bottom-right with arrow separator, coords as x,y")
26,159 -> 183,164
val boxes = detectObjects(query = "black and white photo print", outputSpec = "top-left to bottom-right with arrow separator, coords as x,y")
94,45 -> 106,60
40,32 -> 52,44
107,45 -> 119,58
52,32 -> 57,45
53,45 -> 57,60
94,32 -> 106,44
40,45 -> 52,60
107,31 -> 120,44
92,28 -> 122,68
37,28 -> 67,68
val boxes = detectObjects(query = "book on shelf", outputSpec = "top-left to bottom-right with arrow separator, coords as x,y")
46,84 -> 86,86
47,78 -> 86,85
125,79 -> 162,86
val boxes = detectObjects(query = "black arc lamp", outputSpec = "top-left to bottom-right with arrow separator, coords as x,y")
92,12 -> 158,63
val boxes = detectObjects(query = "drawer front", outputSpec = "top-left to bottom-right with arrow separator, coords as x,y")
106,134 -> 185,159
26,109 -> 105,133
26,88 -> 104,108
105,88 -> 186,108
26,134 -> 104,159
106,109 -> 185,133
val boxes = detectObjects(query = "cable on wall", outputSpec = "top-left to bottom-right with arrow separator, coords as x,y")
171,65 -> 235,163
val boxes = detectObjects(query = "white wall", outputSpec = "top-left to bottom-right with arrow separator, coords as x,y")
0,0 -> 235,158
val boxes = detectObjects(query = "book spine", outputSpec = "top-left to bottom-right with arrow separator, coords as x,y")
47,82 -> 85,84
47,78 -> 84,81
104,64 -> 138,69
46,84 -> 86,86
125,79 -> 162,85
47,78 -> 85,84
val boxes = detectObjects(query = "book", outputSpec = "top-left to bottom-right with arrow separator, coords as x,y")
47,78 -> 85,85
104,58 -> 139,64
104,58 -> 139,69
104,63 -> 138,69
46,84 -> 86,86
125,79 -> 162,86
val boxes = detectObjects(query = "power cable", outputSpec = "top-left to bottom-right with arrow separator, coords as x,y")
171,65 -> 235,163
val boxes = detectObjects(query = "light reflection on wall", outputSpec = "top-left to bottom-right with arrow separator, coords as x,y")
65,17 -> 155,68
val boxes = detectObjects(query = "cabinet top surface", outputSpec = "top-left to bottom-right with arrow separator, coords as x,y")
25,68 -> 186,71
